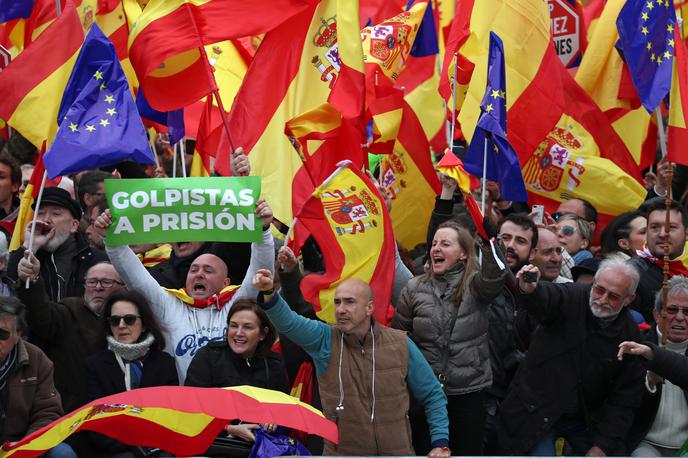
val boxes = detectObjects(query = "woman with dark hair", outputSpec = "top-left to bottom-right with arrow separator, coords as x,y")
600,211 -> 647,259
185,299 -> 288,443
393,220 -> 506,455
84,290 -> 179,457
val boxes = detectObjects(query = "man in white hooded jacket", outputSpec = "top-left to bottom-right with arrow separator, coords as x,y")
94,199 -> 274,382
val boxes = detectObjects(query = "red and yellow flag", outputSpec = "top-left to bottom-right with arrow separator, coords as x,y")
127,0 -> 316,111
190,97 -> 224,177
379,95 -> 441,250
368,85 -> 404,154
0,385 -> 337,458
294,162 -> 396,324
224,0 -> 365,224
0,2 -> 85,148
668,28 -> 688,166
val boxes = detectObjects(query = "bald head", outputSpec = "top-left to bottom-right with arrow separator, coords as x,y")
186,253 -> 230,299
336,278 -> 374,303
334,278 -> 375,338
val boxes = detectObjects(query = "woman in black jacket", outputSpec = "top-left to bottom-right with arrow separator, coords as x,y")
186,299 -> 288,443
84,290 -> 179,457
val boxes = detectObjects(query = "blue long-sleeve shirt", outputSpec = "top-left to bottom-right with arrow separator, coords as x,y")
261,293 -> 449,447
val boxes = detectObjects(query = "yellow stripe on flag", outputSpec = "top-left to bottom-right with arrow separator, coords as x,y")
128,0 -> 214,43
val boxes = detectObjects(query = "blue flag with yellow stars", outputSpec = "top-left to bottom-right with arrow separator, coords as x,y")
0,0 -> 34,22
136,89 -> 185,145
44,24 -> 154,179
616,0 -> 677,114
463,31 -> 527,202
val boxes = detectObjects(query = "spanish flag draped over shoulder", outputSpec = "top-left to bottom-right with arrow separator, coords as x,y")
127,0 -> 318,111
0,1 -> 85,148
294,161 -> 396,324
223,0 -> 365,224
379,94 -> 441,250
454,0 -> 567,160
668,27 -> 688,166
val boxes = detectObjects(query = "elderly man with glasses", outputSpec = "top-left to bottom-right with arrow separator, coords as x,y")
15,257 -> 125,415
497,258 -> 645,456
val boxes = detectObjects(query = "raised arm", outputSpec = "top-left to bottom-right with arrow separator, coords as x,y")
233,199 -> 275,302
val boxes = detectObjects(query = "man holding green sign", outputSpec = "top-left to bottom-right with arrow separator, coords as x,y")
94,176 -> 275,383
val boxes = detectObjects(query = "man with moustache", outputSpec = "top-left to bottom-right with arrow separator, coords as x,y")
498,258 -> 645,456
7,187 -> 107,301
14,260 -> 124,412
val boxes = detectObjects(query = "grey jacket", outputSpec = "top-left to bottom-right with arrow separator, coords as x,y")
393,246 -> 505,395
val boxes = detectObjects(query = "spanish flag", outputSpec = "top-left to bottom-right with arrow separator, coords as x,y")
368,85 -> 404,155
668,27 -> 688,166
0,1 -> 84,149
295,162 -> 396,324
190,97 -> 223,177
127,0 -> 316,111
223,0 -> 365,224
379,94 -> 442,250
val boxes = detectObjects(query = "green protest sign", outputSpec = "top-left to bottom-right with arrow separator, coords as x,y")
105,177 -> 262,246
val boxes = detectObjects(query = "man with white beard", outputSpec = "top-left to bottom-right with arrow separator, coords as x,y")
7,187 -> 107,301
497,258 -> 646,456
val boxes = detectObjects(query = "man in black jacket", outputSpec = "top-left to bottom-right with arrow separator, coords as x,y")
625,275 -> 688,456
498,258 -> 645,456
630,199 -> 688,324
7,187 -> 107,301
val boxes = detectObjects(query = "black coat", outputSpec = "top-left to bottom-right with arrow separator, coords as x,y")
16,277 -> 105,412
497,282 -> 645,456
8,233 -> 107,301
627,327 -> 688,451
629,256 -> 663,324
84,348 -> 179,453
184,341 -> 288,393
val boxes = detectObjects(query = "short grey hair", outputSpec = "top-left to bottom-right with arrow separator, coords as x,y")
559,213 -> 593,243
654,275 -> 688,311
0,296 -> 25,334
595,258 -> 640,296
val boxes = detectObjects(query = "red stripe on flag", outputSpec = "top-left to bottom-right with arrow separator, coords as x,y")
668,126 -> 688,166
0,5 -> 82,118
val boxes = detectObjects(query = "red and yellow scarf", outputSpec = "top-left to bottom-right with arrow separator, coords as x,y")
163,285 -> 240,310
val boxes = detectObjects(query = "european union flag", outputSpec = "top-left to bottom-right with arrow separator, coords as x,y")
136,89 -> 185,145
44,24 -> 154,179
616,0 -> 677,113
463,32 -> 527,202
0,0 -> 34,22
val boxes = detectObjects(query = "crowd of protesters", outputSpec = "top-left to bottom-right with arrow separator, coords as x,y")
2,130 -> 688,458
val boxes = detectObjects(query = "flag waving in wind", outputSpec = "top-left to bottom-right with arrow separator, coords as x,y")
44,24 -> 154,180
616,0 -> 677,113
463,31 -> 526,202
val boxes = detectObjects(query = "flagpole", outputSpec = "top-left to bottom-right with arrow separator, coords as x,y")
24,171 -> 48,288
656,108 -> 672,345
172,143 -> 177,178
148,134 -> 160,169
55,0 -> 62,16
450,53 -> 458,150
179,138 -> 187,178
481,138 -> 488,213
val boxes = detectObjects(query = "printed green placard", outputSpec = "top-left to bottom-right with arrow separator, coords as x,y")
105,177 -> 262,246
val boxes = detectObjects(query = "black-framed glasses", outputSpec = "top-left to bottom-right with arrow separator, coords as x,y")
108,315 -> 141,327
666,305 -> 688,316
0,328 -> 9,341
85,278 -> 124,288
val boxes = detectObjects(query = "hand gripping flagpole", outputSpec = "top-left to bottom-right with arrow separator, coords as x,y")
25,170 -> 49,288
657,109 -> 673,345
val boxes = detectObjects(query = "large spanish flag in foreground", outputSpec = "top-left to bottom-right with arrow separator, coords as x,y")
294,162 -> 396,324
0,386 -> 337,458
127,0 -> 317,111
379,96 -> 441,250
668,27 -> 688,166
0,3 -> 84,148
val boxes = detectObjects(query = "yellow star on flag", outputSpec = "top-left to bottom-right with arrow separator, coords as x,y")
641,26 -> 649,36
493,144 -> 499,153
647,1 -> 654,9
664,0 -> 669,6
93,70 -> 103,81
485,104 -> 493,113
99,83 -> 106,90
500,90 -> 506,98
657,55 -> 663,63
68,122 -> 78,132
491,89 -> 500,98
669,39 -> 675,47
642,11 -> 649,20
86,125 -> 96,132
668,24 -> 674,33
104,95 -> 115,104
651,53 -> 656,61
647,42 -> 653,50
106,108 -> 117,116
664,51 -> 671,59
656,0 -> 662,5
99,119 -> 110,127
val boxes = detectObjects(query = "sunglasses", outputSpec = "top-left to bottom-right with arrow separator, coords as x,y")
0,328 -> 9,341
108,314 -> 141,327
666,305 -> 688,316
591,283 -> 625,305
559,226 -> 577,237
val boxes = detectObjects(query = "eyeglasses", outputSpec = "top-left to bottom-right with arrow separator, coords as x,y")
552,212 -> 561,221
591,283 -> 624,305
0,328 -> 9,341
559,226 -> 576,237
108,314 -> 141,327
85,278 -> 124,288
665,305 -> 688,316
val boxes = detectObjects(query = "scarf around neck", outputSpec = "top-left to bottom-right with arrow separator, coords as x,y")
163,284 -> 240,310
107,333 -> 155,361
